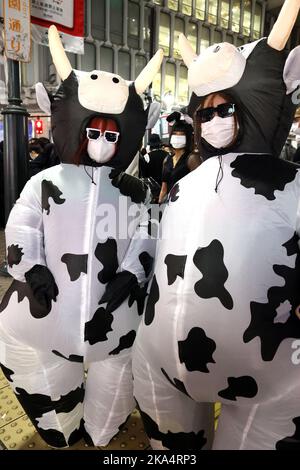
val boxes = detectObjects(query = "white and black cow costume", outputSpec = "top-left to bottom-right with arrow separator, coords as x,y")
133,0 -> 300,450
0,26 -> 163,447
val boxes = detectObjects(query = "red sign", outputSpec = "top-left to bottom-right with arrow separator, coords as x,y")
35,118 -> 43,135
31,0 -> 84,54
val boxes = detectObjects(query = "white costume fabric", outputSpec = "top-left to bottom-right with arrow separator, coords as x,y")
0,25 -> 163,448
133,1 -> 300,450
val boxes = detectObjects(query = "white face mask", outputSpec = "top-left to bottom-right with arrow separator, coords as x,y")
87,137 -> 116,163
201,115 -> 236,149
170,135 -> 186,149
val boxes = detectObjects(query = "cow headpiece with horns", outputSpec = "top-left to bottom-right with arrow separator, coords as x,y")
181,0 -> 300,159
36,25 -> 163,170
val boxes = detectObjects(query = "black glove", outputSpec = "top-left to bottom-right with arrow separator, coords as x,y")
109,169 -> 148,204
99,271 -> 138,314
25,264 -> 59,311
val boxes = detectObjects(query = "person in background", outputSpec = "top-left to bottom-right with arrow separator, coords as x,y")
29,138 -> 60,178
158,112 -> 193,203
139,133 -> 168,185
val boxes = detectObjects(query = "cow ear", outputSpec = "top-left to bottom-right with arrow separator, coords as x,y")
35,82 -> 52,115
146,102 -> 161,130
283,46 -> 300,94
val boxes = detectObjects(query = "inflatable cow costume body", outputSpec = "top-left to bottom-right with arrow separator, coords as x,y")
0,26 -> 163,447
133,0 -> 300,450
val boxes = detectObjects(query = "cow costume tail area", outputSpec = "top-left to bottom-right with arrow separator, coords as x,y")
133,0 -> 300,450
0,25 -> 163,447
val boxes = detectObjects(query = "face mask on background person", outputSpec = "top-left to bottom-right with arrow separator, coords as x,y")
87,137 -> 116,163
170,135 -> 186,149
201,115 -> 236,148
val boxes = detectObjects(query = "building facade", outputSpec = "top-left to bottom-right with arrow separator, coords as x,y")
0,0 -> 268,117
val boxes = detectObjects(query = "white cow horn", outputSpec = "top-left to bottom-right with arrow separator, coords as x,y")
135,49 -> 164,95
48,25 -> 72,81
268,0 -> 300,51
178,34 -> 197,67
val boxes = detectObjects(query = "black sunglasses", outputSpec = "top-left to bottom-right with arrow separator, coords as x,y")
196,103 -> 236,123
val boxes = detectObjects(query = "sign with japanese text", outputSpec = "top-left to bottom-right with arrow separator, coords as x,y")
31,0 -> 84,54
3,0 -> 31,62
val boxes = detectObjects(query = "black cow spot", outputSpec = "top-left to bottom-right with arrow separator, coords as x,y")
41,179 -> 65,215
243,237 -> 300,361
164,254 -> 187,285
14,385 -> 85,448
168,183 -> 180,203
276,417 -> 300,450
109,330 -> 136,355
95,238 -> 119,284
178,327 -> 216,373
0,364 -> 14,382
0,280 -> 52,318
218,376 -> 258,401
7,244 -> 23,268
193,240 -> 233,310
128,282 -> 148,316
283,232 -> 300,256
52,350 -> 84,363
84,307 -> 113,345
139,251 -> 154,278
144,275 -> 159,326
99,271 -> 138,314
161,368 -> 191,398
138,409 -> 207,450
61,253 -> 88,281
230,154 -> 298,200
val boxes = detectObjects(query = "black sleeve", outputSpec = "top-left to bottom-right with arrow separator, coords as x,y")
161,156 -> 171,183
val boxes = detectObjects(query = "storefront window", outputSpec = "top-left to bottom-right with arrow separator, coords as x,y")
232,1 -> 241,33
214,30 -> 222,45
165,62 -> 176,104
221,0 -> 229,29
208,0 -> 218,25
153,0 -> 163,4
236,38 -> 245,47
135,55 -> 147,78
159,13 -> 171,56
168,0 -> 178,11
182,0 -> 192,16
187,22 -> 197,53
254,3 -> 262,39
200,26 -> 210,51
82,42 -> 96,71
100,46 -> 113,73
226,33 -> 233,44
153,71 -> 161,101
243,0 -> 251,36
144,6 -> 152,53
128,1 -> 139,49
178,65 -> 188,105
174,17 -> 184,59
91,0 -> 105,40
195,0 -> 205,20
118,51 -> 131,80
110,0 -> 123,45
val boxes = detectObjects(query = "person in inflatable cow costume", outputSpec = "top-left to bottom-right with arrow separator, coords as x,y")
133,0 -> 300,450
0,25 -> 163,448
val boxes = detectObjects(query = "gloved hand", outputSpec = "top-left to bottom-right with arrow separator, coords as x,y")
99,270 -> 138,314
109,169 -> 148,204
25,264 -> 59,311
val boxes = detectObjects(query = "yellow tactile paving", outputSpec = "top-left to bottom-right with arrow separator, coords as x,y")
0,386 -> 25,426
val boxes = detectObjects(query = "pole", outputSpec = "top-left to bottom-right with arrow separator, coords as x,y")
1,58 -> 29,224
